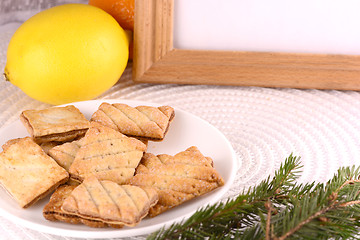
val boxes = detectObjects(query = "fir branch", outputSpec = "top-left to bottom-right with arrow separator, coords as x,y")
148,155 -> 360,240
270,180 -> 360,240
238,165 -> 360,240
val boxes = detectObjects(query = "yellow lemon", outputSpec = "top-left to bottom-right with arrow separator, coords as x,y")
4,3 -> 130,105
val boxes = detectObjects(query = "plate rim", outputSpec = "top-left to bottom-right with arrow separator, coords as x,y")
0,99 -> 238,239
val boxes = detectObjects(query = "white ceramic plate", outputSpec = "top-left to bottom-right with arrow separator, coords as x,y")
0,99 -> 238,239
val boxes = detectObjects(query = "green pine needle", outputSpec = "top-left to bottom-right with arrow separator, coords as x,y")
147,154 -> 360,240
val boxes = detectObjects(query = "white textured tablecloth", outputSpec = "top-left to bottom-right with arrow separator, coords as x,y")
2,16 -> 360,240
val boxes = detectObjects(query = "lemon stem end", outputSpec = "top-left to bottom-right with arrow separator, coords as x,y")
3,71 -> 10,82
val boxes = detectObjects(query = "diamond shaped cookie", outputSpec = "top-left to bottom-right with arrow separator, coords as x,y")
61,177 -> 158,227
43,184 -> 108,228
90,102 -> 175,141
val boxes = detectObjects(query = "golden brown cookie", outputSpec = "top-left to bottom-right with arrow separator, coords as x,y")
128,146 -> 224,217
0,137 -> 69,208
20,105 -> 90,144
48,138 -> 84,171
61,176 -> 158,227
90,102 -> 175,141
68,122 -> 147,184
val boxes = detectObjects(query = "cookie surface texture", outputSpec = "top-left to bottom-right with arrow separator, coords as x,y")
61,177 -> 158,227
128,146 -> 224,217
90,102 -> 175,141
0,137 -> 69,208
20,105 -> 90,143
69,122 -> 147,184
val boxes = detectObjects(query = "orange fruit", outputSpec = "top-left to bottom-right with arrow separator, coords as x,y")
88,0 -> 134,30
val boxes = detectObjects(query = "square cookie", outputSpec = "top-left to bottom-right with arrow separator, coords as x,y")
0,137 -> 69,208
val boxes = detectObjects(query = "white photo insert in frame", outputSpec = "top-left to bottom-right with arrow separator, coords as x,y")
173,0 -> 360,55
133,0 -> 360,90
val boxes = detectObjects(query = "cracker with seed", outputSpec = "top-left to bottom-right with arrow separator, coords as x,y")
69,122 -> 147,184
20,105 -> 90,144
127,146 -> 224,217
0,137 -> 69,208
48,137 -> 147,173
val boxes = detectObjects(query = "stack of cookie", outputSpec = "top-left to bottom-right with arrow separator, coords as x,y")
0,102 -> 224,228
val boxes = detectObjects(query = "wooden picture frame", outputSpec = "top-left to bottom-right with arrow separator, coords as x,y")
133,0 -> 360,90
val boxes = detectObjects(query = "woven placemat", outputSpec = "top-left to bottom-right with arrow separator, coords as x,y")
1,23 -> 360,240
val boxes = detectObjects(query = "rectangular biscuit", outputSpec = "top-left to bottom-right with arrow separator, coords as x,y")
20,105 -> 90,144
